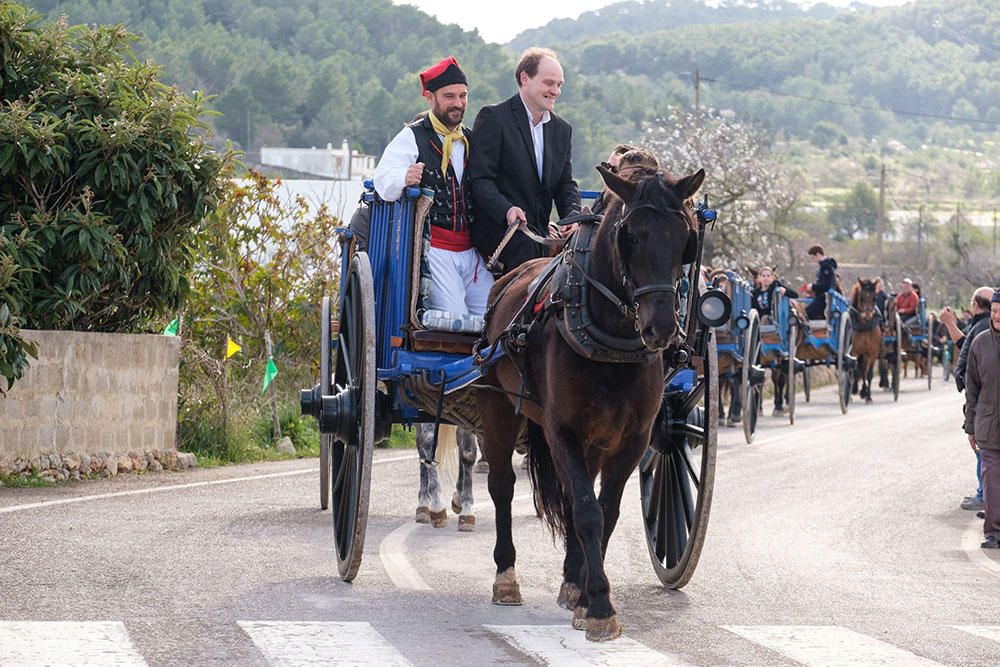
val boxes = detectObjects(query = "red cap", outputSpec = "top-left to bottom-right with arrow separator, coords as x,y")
420,56 -> 467,94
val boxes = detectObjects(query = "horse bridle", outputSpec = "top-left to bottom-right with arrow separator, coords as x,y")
614,202 -> 692,306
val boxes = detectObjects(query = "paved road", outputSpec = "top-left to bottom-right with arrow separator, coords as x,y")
1,375 -> 998,666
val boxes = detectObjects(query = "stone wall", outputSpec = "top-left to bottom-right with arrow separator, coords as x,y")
0,330 -> 194,482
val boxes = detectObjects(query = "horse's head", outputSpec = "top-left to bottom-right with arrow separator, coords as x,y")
852,277 -> 879,323
597,163 -> 705,351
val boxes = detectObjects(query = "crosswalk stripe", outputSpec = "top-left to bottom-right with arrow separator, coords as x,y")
722,625 -> 945,666
952,625 -> 1000,642
238,621 -> 412,666
0,621 -> 147,666
485,624 -> 689,666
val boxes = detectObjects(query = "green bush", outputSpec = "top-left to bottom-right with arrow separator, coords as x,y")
0,3 -> 230,391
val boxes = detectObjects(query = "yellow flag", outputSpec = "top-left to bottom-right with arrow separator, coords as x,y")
226,336 -> 241,359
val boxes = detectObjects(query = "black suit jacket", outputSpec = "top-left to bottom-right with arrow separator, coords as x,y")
469,93 -> 580,271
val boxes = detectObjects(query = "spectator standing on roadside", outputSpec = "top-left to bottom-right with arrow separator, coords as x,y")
962,288 -> 1000,548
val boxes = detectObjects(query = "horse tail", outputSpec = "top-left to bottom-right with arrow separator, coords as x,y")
435,424 -> 459,486
525,421 -> 570,539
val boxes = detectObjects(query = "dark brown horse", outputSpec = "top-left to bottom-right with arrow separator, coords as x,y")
476,164 -> 704,641
850,278 -> 883,402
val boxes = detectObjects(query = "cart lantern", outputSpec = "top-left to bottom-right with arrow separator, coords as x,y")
696,289 -> 731,328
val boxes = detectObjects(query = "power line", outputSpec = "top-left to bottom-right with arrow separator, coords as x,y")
698,76 -> 997,127
937,22 -> 1000,59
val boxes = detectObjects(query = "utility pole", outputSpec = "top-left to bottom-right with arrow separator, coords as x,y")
877,163 -> 886,274
993,209 -> 997,257
917,204 -> 924,264
693,68 -> 701,127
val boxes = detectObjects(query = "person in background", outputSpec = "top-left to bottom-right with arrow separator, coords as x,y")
752,266 -> 798,319
804,244 -> 837,320
941,286 -> 995,513
895,278 -> 919,326
962,288 -> 1000,548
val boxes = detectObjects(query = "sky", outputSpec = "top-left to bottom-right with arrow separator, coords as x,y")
393,0 -> 913,44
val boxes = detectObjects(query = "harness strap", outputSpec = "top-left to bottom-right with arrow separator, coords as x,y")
565,253 -> 632,315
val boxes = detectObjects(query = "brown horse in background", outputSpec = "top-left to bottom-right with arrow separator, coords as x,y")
849,278 -> 883,403
476,164 -> 704,641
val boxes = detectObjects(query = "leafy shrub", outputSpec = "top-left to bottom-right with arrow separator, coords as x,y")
0,3 -> 229,391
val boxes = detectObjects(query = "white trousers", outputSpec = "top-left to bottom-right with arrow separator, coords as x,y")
427,247 -> 495,316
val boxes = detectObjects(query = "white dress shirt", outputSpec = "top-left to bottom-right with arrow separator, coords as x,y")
519,92 -> 551,182
373,124 -> 465,202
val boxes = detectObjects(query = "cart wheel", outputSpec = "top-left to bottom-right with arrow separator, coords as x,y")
319,296 -> 333,511
837,315 -> 853,415
803,361 -> 811,402
892,314 -> 902,402
641,330 -> 717,589
787,318 -> 797,426
926,314 -> 935,390
329,253 -> 376,582
741,310 -> 763,444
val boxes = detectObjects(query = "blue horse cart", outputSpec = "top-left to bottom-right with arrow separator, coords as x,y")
299,182 -> 730,588
712,270 -> 768,444
883,294 -> 936,398
788,289 -> 856,414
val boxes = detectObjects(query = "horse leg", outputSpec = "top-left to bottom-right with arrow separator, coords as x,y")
773,368 -> 786,415
865,360 -> 874,403
479,394 -> 522,605
454,429 -> 477,532
558,506 -> 584,612
553,430 -> 621,642
474,438 -> 489,474
416,423 -> 448,527
852,353 -> 861,395
415,425 -> 433,524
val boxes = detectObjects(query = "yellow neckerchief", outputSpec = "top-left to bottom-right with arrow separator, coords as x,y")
428,111 -> 467,174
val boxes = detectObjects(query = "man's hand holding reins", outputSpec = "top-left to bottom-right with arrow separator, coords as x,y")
506,206 -> 527,227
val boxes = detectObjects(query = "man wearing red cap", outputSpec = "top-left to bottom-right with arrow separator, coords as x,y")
469,47 -> 581,273
373,56 -> 493,316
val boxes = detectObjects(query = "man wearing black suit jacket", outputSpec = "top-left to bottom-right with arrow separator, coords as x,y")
469,47 -> 581,273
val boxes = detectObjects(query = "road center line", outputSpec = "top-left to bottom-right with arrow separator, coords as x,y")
0,452 -> 416,515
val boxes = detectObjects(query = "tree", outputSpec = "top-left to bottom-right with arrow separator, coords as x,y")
643,108 -> 805,269
828,182 -> 878,240
0,2 -> 229,391
177,172 -> 340,454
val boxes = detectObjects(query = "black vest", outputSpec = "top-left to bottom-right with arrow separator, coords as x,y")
408,116 -> 473,235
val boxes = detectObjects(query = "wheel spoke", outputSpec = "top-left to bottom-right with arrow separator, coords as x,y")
672,446 -> 695,528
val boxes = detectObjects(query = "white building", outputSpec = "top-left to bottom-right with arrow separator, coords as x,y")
259,140 -> 375,180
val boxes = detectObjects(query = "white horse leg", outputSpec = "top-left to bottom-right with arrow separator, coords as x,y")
415,424 -> 435,524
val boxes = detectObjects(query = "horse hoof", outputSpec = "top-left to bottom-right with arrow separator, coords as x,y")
571,605 -> 588,630
585,615 -> 622,642
474,460 -> 489,474
557,582 -> 581,610
865,397 -> 873,404
415,506 -> 430,524
492,568 -> 522,605
451,491 -> 462,514
458,515 -> 476,532
430,509 -> 448,528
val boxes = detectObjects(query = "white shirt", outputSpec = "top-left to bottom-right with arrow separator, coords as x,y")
519,92 -> 551,182
373,124 -> 466,202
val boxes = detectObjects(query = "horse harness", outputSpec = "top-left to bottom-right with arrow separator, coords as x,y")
478,203 -> 695,370
850,300 -> 883,333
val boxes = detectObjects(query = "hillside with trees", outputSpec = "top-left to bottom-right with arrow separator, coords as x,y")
20,0 -> 1000,176
509,0 -> 843,51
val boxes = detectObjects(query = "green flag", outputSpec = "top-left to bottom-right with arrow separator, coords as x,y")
261,357 -> 278,394
163,318 -> 179,336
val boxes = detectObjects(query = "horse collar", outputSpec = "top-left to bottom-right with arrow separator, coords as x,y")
549,221 -> 660,364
